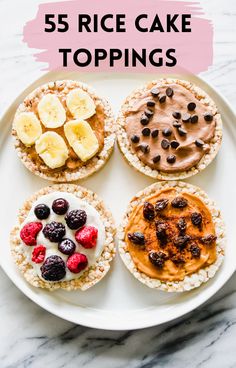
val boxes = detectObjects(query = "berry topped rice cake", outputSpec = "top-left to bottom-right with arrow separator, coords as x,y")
10,184 -> 116,291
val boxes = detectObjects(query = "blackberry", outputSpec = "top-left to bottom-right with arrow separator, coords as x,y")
34,204 -> 50,220
43,221 -> 66,242
58,238 -> 76,255
65,209 -> 87,230
52,198 -> 69,215
41,255 -> 66,281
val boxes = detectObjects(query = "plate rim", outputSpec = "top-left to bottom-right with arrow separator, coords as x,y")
1,71 -> 235,330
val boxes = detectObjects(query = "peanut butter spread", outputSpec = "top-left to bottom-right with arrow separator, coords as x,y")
18,83 -> 105,172
125,83 -> 216,173
125,188 -> 217,281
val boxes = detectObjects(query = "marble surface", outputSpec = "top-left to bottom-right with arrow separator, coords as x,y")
0,0 -> 236,367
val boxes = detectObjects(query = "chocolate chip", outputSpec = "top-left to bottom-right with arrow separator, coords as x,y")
173,121 -> 182,128
190,243 -> 201,258
195,139 -> 204,148
172,111 -> 181,119
155,199 -> 169,212
166,87 -> 174,97
149,251 -> 166,268
162,128 -> 172,137
182,113 -> 191,123
191,115 -> 199,124
153,155 -> 161,163
144,109 -> 154,118
151,87 -> 160,97
187,102 -> 196,111
171,197 -> 188,209
139,143 -> 150,154
131,135 -> 140,144
171,140 -> 180,149
174,235 -> 191,249
204,112 -> 213,122
142,127 -> 151,136
140,115 -> 149,125
177,218 -> 187,233
143,202 -> 155,221
161,139 -> 170,149
159,94 -> 166,103
178,127 -> 187,136
151,129 -> 159,138
128,232 -> 145,246
147,100 -> 155,107
167,155 -> 176,164
191,212 -> 202,227
200,234 -> 217,245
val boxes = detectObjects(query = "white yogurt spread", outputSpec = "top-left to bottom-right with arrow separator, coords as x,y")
20,191 -> 106,281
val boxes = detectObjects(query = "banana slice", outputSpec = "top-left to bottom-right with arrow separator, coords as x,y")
38,94 -> 66,128
35,131 -> 69,169
64,120 -> 99,162
14,112 -> 42,146
66,88 -> 96,119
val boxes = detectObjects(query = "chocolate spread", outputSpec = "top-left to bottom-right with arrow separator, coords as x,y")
125,83 -> 216,173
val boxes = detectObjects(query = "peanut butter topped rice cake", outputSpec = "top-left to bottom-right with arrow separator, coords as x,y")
117,78 -> 222,180
12,80 -> 115,181
10,184 -> 116,291
118,181 -> 225,292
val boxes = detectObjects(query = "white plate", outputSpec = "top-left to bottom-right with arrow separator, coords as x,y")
0,72 -> 236,330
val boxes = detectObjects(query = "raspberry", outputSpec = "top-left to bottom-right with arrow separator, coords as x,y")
41,255 -> 66,281
75,226 -> 98,248
43,221 -> 66,242
67,253 -> 88,273
31,245 -> 46,263
20,222 -> 43,246
65,209 -> 87,230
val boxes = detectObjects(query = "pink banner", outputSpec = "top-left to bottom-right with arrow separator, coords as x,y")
23,0 -> 213,73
